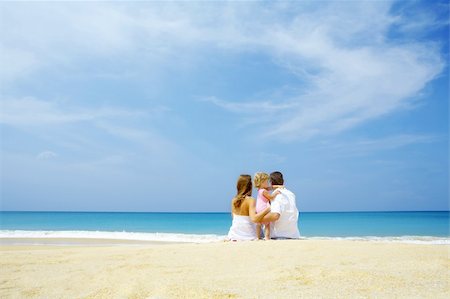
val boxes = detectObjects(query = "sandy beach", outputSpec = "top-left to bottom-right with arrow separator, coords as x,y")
0,239 -> 448,298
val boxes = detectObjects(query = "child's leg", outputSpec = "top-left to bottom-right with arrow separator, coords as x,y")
256,224 -> 262,239
264,224 -> 270,240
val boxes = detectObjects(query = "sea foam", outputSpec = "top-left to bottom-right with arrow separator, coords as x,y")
0,230 -> 226,243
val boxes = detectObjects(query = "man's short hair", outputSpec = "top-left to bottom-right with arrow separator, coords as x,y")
270,171 -> 284,185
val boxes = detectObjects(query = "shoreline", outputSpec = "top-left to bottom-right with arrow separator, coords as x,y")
0,237 -> 179,246
1,240 -> 448,298
1,230 -> 449,246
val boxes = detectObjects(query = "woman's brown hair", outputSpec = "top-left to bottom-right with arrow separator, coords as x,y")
233,174 -> 252,209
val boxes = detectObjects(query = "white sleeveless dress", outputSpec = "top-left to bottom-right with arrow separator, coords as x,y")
227,214 -> 256,241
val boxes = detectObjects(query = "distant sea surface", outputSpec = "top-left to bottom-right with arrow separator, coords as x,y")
1,211 -> 448,244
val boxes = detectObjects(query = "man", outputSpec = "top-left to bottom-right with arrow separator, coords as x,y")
260,171 -> 300,239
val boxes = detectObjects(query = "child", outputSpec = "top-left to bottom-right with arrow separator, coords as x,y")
253,172 -> 281,240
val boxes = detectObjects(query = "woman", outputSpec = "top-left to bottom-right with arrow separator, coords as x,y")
227,174 -> 271,241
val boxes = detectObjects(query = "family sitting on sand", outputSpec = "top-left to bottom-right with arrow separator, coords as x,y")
227,171 -> 300,241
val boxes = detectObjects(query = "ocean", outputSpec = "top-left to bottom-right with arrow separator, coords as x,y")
0,211 -> 449,244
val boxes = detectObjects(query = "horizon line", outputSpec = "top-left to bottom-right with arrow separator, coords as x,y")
1,210 -> 449,214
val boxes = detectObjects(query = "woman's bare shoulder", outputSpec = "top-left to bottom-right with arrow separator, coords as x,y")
244,196 -> 256,203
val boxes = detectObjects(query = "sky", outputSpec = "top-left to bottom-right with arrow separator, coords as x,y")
0,0 -> 448,212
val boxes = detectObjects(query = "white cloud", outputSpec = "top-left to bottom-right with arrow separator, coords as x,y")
0,97 -> 146,126
258,152 -> 286,164
0,45 -> 39,83
0,1 -> 446,141
95,120 -> 178,156
0,97 -> 177,162
314,134 -> 443,156
36,150 -> 57,160
201,96 -> 298,114
258,41 -> 444,140
392,1 -> 449,35
204,2 -> 445,140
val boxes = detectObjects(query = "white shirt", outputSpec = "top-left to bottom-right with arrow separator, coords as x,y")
270,188 -> 300,239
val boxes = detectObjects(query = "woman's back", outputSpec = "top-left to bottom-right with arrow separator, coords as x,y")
228,196 -> 256,241
231,196 -> 252,216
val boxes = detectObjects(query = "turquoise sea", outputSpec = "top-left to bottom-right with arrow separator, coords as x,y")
1,211 -> 449,244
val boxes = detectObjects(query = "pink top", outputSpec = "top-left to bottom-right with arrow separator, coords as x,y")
256,189 -> 270,213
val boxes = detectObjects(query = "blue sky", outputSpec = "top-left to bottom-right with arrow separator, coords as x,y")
0,0 -> 448,212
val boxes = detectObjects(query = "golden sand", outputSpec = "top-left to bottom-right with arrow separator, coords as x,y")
1,240 -> 449,298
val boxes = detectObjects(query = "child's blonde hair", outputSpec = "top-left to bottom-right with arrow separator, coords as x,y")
253,172 -> 269,188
